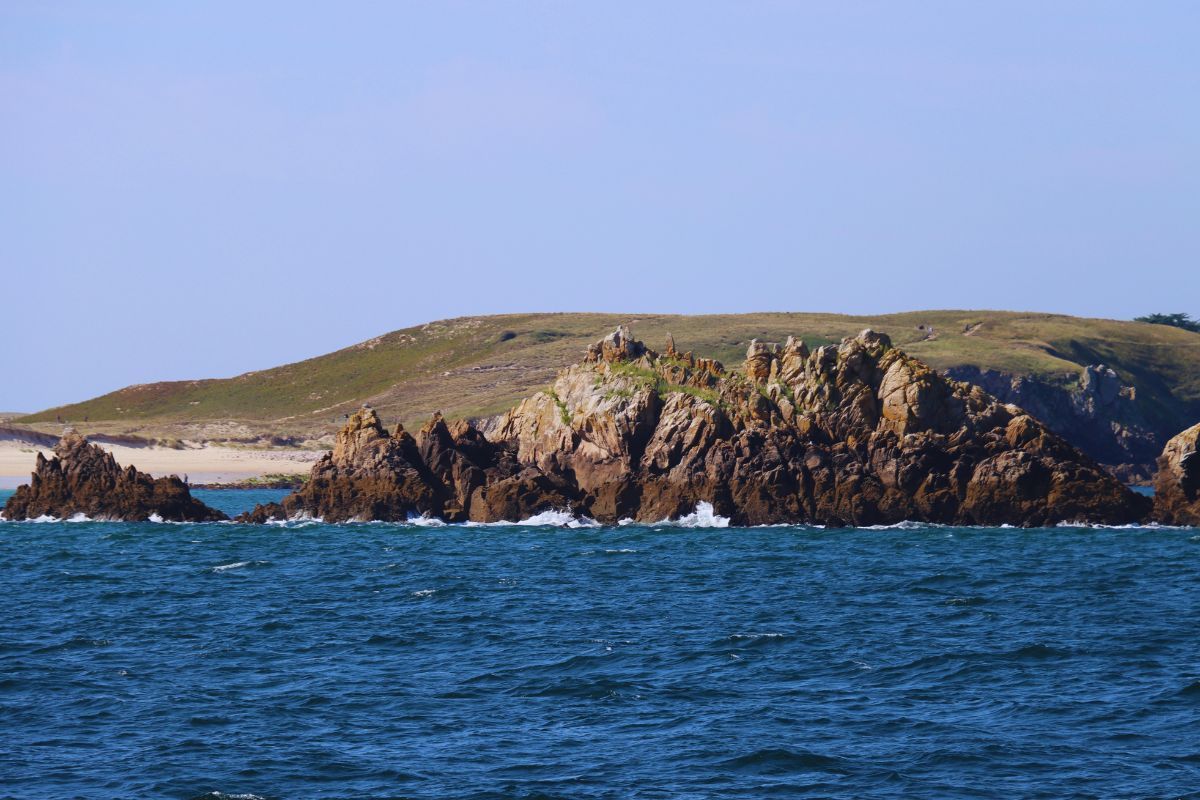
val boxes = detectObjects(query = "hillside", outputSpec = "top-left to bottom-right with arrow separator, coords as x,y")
18,311 -> 1200,473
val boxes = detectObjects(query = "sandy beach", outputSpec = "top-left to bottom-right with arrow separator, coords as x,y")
0,437 -> 324,489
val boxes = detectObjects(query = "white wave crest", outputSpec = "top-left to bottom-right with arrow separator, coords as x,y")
1056,520 -> 1192,530
464,508 -> 600,528
264,512 -> 323,527
405,513 -> 447,527
858,520 -> 948,530
211,561 -> 251,572
656,501 -> 730,528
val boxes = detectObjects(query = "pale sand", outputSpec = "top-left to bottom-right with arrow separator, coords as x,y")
0,439 -> 324,489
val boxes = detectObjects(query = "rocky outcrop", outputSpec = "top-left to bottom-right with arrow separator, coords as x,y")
946,364 -> 1160,482
244,329 -> 1150,527
2,432 -> 226,522
236,408 -> 576,523
1152,423 -> 1200,525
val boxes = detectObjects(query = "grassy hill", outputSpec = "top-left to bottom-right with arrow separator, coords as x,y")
19,311 -> 1200,447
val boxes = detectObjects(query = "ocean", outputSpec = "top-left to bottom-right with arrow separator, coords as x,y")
1,488 -> 1198,799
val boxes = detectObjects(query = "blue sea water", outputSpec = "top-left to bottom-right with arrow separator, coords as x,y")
2,488 -> 1199,799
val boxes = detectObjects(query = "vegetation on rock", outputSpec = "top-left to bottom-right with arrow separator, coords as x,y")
241,327 -> 1149,527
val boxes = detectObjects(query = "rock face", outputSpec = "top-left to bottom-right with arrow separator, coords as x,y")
1153,423 -> 1200,525
946,364 -> 1160,482
236,408 -> 576,523
2,433 -> 227,522
245,329 -> 1150,527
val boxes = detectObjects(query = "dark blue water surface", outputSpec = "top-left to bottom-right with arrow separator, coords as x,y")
2,488 -> 1199,799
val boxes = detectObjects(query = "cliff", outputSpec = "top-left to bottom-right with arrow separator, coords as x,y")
2,432 -> 227,522
946,365 -> 1160,482
242,328 -> 1148,527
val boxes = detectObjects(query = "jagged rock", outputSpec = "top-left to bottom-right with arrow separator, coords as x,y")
945,363 -> 1160,478
243,328 -> 1149,527
236,407 -> 573,523
585,324 -> 646,364
2,432 -> 226,522
744,339 -> 779,383
1153,423 -> 1200,525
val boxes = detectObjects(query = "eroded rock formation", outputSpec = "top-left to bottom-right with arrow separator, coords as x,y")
946,363 -> 1160,482
243,328 -> 1150,527
2,432 -> 226,522
1152,423 -> 1200,525
236,408 -> 576,523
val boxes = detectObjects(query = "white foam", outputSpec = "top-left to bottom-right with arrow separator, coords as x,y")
858,520 -> 947,530
522,509 -> 600,527
464,508 -> 600,528
1056,520 -> 1192,530
656,501 -> 730,528
729,632 -> 785,641
405,513 -> 447,527
264,512 -> 323,527
211,561 -> 251,572
411,588 -> 436,597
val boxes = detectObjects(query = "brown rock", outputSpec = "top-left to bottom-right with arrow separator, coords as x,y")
1153,423 -> 1200,525
2,432 -> 226,522
240,327 -> 1150,527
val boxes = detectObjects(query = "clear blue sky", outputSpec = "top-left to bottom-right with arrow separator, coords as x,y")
3,2 -> 1197,411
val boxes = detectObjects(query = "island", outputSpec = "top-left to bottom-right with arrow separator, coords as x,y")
237,328 -> 1150,527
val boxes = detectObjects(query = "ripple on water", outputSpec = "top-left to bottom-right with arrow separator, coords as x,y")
1,493 -> 1198,799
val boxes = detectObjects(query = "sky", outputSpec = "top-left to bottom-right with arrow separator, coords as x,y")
2,2 -> 1198,411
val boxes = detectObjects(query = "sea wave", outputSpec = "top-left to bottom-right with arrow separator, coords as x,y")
210,560 -> 269,573
653,501 -> 731,528
464,509 -> 601,528
859,520 -> 949,530
1056,520 -> 1192,530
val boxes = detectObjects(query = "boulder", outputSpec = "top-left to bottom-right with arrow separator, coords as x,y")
2,432 -> 226,522
1153,423 -> 1200,525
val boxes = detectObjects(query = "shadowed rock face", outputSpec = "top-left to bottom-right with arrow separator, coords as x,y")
2,433 -> 226,522
242,329 -> 1150,527
1153,423 -> 1200,525
235,409 -> 575,524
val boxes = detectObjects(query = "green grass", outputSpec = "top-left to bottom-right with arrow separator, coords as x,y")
545,388 -> 572,425
17,311 -> 1200,442
662,383 -> 722,408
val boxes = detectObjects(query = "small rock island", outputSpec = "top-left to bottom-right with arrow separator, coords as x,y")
2,432 -> 226,522
240,327 -> 1150,526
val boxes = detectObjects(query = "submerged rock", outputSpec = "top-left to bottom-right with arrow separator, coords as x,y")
242,328 -> 1150,527
2,432 -> 227,522
1153,423 -> 1200,525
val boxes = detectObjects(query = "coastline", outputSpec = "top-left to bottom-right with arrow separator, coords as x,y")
0,437 -> 324,490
